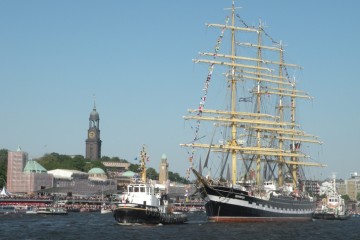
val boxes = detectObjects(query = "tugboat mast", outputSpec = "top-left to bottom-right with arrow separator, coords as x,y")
139,145 -> 147,183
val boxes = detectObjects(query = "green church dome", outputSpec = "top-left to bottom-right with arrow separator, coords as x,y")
88,167 -> 105,174
23,159 -> 47,173
122,171 -> 135,177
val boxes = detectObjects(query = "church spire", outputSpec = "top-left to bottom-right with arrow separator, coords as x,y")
89,95 -> 100,129
93,94 -> 96,111
86,96 -> 102,160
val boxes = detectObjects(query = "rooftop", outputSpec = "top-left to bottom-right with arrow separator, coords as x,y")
23,160 -> 47,173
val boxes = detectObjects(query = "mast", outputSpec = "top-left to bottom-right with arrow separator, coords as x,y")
277,44 -> 285,187
290,82 -> 298,188
230,0 -> 237,185
255,21 -> 263,186
180,2 -> 325,185
139,145 -> 147,183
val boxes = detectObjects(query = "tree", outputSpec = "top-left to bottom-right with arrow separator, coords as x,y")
37,152 -> 105,172
83,160 -> 105,173
146,168 -> 159,180
100,156 -> 128,163
100,156 -> 111,162
356,193 -> 360,201
168,171 -> 190,184
342,194 -> 351,202
71,155 -> 86,171
0,149 -> 8,188
0,149 -> 7,161
128,164 -> 140,172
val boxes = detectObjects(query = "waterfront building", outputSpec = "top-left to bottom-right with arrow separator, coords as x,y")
6,147 -> 116,196
336,179 -> 347,196
304,180 -> 320,196
343,172 -> 360,201
85,102 -> 102,160
7,147 -> 53,194
47,168 -> 116,196
114,170 -> 136,187
159,154 -> 169,185
103,161 -> 130,179
320,173 -> 360,201
102,161 -> 129,171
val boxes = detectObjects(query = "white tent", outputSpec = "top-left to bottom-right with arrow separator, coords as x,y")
0,186 -> 10,197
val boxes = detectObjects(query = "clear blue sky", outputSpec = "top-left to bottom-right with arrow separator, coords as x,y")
0,1 -> 359,180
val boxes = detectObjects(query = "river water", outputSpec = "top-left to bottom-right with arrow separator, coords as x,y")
1,212 -> 359,240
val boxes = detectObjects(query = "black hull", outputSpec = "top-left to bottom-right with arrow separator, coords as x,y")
313,212 -> 351,220
204,199 -> 314,222
113,206 -> 160,224
113,204 -> 187,225
194,171 -> 315,222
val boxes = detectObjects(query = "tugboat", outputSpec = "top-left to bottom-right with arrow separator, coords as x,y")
313,174 -> 350,220
113,145 -> 187,225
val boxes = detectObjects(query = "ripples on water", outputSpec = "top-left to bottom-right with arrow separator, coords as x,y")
1,213 -> 359,240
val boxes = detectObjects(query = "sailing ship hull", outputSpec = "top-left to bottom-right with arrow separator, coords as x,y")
113,203 -> 187,225
199,183 -> 315,222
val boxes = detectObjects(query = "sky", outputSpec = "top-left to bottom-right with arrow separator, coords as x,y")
0,0 -> 359,180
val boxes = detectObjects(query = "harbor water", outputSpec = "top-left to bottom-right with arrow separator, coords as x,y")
1,212 -> 359,240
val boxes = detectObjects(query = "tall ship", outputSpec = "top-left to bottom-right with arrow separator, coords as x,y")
181,1 -> 324,222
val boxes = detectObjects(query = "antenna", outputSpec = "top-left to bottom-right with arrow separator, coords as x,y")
92,94 -> 96,110
331,172 -> 337,180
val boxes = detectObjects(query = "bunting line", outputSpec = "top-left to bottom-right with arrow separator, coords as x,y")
186,16 -> 230,179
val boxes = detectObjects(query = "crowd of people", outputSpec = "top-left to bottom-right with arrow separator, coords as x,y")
0,193 -> 113,212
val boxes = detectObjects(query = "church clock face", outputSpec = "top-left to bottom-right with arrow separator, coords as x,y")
89,131 -> 95,139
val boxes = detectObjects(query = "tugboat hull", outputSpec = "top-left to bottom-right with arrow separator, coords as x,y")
113,204 -> 187,225
313,211 -> 351,220
114,205 -> 160,225
114,208 -> 160,224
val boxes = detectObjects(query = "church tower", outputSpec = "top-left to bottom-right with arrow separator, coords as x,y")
159,154 -> 169,184
85,101 -> 102,160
